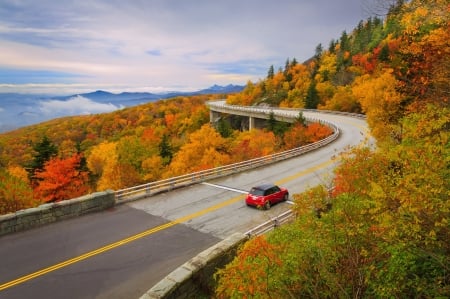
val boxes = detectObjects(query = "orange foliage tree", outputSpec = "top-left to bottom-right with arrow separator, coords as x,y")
230,129 -> 277,162
34,153 -> 89,202
215,235 -> 284,298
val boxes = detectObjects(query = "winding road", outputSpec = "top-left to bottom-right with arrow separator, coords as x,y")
0,103 -> 371,299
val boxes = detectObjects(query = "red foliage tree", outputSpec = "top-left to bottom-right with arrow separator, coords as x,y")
34,153 -> 89,202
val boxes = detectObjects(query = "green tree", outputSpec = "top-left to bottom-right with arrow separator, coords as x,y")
159,134 -> 173,165
305,81 -> 319,109
28,135 -> 58,181
267,65 -> 274,79
216,117 -> 233,138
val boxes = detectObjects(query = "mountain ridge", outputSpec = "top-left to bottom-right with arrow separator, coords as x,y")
0,84 -> 244,132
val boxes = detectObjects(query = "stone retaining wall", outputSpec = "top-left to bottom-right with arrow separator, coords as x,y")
0,190 -> 115,236
140,233 -> 248,299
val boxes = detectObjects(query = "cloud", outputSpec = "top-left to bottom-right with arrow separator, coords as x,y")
0,0 -> 384,93
38,96 -> 123,116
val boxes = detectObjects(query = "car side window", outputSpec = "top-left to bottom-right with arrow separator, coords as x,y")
266,187 -> 276,195
273,186 -> 280,192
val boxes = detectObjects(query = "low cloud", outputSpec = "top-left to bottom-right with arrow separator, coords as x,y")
38,95 -> 123,116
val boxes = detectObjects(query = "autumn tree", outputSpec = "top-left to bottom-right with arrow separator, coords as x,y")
86,141 -> 118,191
33,153 -> 89,202
215,235 -> 284,298
165,124 -> 231,176
0,168 -> 37,214
352,68 -> 404,145
319,85 -> 361,113
230,129 -> 277,162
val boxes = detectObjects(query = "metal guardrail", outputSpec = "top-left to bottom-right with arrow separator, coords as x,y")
114,102 -> 341,203
244,210 -> 295,237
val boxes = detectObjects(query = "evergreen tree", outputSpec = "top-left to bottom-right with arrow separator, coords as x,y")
267,65 -> 274,79
28,135 -> 58,179
295,111 -> 307,127
305,81 -> 319,109
267,112 -> 289,137
217,117 -> 233,138
314,43 -> 323,60
328,39 -> 337,53
159,134 -> 173,165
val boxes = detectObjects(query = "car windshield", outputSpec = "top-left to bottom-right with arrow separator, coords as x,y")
249,188 -> 265,196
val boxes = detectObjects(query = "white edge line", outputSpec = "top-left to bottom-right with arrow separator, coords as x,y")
201,182 -> 248,194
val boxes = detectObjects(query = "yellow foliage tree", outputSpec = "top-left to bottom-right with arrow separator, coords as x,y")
86,141 -> 119,190
352,68 -> 403,145
165,124 -> 231,177
319,85 -> 361,113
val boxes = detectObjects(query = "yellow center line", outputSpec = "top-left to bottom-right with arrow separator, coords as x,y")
276,159 -> 336,186
1,119 -> 371,291
0,194 -> 245,292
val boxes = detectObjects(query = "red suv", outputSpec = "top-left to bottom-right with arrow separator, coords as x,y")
245,183 -> 289,210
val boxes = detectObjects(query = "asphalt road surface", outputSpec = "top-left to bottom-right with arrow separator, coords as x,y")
0,111 -> 370,299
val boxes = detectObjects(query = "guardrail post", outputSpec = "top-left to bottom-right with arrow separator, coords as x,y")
273,218 -> 279,228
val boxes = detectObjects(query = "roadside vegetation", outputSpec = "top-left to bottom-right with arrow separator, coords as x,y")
215,0 -> 449,297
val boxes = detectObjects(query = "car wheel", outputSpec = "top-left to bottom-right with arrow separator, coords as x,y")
264,201 -> 271,210
283,193 -> 289,201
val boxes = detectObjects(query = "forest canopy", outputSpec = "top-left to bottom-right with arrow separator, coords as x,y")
0,92 -> 332,212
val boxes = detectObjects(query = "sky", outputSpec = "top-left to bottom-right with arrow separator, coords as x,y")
0,0 -> 384,95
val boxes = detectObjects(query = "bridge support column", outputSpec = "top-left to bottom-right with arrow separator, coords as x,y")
249,116 -> 255,130
210,110 -> 221,125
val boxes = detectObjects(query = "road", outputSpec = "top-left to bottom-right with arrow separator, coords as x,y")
0,110 -> 370,299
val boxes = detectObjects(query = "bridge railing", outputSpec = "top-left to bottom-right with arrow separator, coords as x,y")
114,115 -> 340,203
206,100 -> 366,119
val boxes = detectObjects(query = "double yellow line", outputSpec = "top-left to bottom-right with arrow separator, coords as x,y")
0,194 -> 245,291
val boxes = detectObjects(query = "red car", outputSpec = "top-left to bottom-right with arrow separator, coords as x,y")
245,183 -> 289,210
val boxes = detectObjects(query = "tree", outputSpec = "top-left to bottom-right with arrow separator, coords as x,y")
159,134 -> 173,165
215,235 -> 284,298
165,124 -> 231,176
305,81 -> 319,109
0,169 -> 37,214
352,68 -> 404,145
230,129 -> 277,162
267,112 -> 289,138
319,86 -> 361,113
86,141 -> 118,191
34,153 -> 89,202
28,135 -> 58,181
216,117 -> 234,138
267,65 -> 274,79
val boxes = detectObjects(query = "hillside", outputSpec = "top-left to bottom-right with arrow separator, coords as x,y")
215,0 -> 449,297
0,90 -> 333,210
0,84 -> 244,132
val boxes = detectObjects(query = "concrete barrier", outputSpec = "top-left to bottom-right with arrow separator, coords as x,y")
140,233 -> 248,299
0,190 -> 115,236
